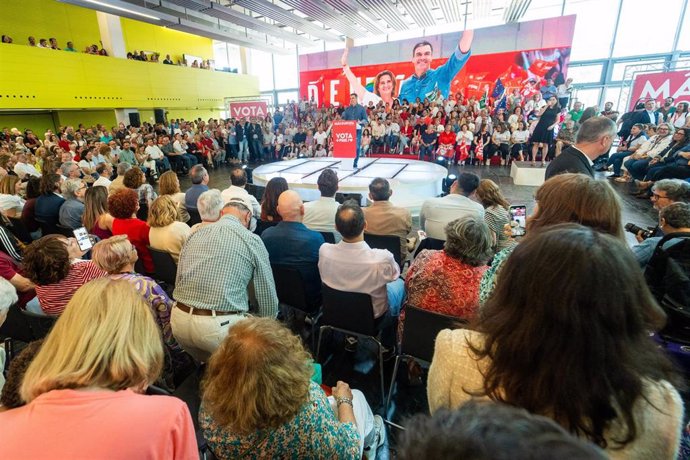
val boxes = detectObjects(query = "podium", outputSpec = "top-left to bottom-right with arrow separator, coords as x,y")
510,161 -> 546,186
332,120 -> 357,171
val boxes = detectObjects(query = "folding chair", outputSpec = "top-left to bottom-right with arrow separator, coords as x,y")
316,283 -> 386,405
148,246 -> 178,287
364,233 -> 402,269
187,208 -> 202,227
385,306 -> 464,415
271,264 -> 321,348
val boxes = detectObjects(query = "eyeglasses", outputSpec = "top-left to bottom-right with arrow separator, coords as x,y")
658,128 -> 670,132
651,192 -> 669,199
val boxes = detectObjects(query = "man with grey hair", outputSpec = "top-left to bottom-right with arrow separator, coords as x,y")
58,178 -> 86,229
172,193 -> 278,362
363,177 -> 412,258
184,165 -> 209,211
192,189 -> 224,233
60,161 -> 81,180
633,202 -> 690,266
109,162 -> 131,195
545,116 -> 617,179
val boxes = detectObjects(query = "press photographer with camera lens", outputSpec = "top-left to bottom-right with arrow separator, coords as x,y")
633,202 -> 690,267
628,179 -> 690,243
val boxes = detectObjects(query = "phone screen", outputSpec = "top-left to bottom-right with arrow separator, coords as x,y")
73,227 -> 93,251
509,205 -> 527,236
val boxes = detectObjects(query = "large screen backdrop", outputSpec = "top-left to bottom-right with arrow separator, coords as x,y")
300,16 -> 576,108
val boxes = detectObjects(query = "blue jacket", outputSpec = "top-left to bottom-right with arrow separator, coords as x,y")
398,47 -> 471,103
341,104 -> 368,130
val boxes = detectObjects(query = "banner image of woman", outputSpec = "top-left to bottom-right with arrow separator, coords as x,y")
341,47 -> 397,107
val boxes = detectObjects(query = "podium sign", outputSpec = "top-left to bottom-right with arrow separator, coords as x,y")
332,120 -> 357,158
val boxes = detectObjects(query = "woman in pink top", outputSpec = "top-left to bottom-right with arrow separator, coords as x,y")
0,278 -> 198,459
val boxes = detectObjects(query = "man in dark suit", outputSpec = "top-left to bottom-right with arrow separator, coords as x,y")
545,117 -> 617,180
631,99 -> 662,125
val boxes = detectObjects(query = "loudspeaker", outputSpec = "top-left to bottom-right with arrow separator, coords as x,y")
128,112 -> 141,128
154,109 -> 166,124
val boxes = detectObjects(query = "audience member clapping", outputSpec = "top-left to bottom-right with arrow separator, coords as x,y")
200,317 -> 383,459
0,278 -> 198,458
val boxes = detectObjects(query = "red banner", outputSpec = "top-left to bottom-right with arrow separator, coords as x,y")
228,101 -> 268,119
629,71 -> 690,111
301,47 -> 569,107
331,120 -> 357,158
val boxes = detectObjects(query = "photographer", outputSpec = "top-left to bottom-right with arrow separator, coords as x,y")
631,179 -> 690,243
633,202 -> 690,267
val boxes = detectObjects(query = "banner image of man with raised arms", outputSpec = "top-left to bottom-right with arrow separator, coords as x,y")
398,30 -> 474,103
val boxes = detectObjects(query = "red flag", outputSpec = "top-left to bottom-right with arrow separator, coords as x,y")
475,138 -> 484,162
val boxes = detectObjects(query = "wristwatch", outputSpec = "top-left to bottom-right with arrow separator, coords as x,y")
335,396 -> 353,408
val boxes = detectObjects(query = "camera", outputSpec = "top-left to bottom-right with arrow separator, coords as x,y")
624,223 -> 653,240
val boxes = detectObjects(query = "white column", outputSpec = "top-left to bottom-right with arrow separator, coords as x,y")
97,12 -> 127,58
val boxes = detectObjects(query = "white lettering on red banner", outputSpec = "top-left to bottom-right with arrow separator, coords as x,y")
228,101 -> 268,118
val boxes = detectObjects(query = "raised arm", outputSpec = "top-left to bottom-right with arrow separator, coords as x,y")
341,48 -> 367,102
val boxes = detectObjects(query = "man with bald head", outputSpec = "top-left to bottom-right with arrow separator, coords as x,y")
261,190 -> 325,306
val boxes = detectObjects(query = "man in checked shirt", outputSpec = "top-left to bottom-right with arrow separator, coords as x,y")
171,196 -> 278,362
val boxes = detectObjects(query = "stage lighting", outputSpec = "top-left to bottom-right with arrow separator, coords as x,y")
437,155 -> 445,162
241,164 -> 247,169
441,174 -> 457,195
448,174 -> 457,181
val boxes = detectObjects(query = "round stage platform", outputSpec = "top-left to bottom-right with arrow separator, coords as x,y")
252,157 -> 448,215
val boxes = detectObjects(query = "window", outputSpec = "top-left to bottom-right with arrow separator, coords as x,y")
247,49 -> 274,92
273,50 -> 299,90
602,86 -> 621,108
564,0 -> 619,61
611,60 -> 667,82
277,91 -> 299,105
571,87 -> 601,108
678,1 -> 690,52
613,0 -> 683,57
521,0 -> 564,21
566,64 -> 603,84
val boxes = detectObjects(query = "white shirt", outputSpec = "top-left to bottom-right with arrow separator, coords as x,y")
145,144 -> 164,160
78,159 -> 96,170
456,131 -> 473,143
93,176 -> 112,188
420,194 -> 485,240
13,162 -> 41,178
512,129 -> 530,143
0,194 -> 25,214
318,240 -> 400,318
220,185 -> 261,217
313,131 -> 328,147
303,197 -> 340,233
172,140 -> 186,154
149,222 -> 191,263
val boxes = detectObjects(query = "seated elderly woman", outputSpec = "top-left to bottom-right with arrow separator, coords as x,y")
0,278 -> 198,458
148,196 -> 191,263
405,216 -> 492,322
22,235 -> 107,316
191,189 -> 224,233
58,178 -> 87,229
0,175 -> 25,218
91,236 -> 196,389
428,225 -> 682,459
200,317 -> 384,459
108,188 -> 154,274
479,173 -> 624,304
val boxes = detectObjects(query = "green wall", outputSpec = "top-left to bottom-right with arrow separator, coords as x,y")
0,112 -> 57,136
56,110 -> 117,129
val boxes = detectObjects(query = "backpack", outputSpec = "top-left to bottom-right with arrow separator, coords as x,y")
644,233 -> 690,331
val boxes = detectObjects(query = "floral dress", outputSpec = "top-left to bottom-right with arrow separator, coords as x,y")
200,381 -> 360,459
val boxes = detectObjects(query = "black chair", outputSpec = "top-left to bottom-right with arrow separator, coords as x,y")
187,208 -> 202,227
319,231 -> 336,244
335,192 -> 362,204
364,233 -> 402,269
413,237 -> 445,258
254,219 -> 278,236
20,309 -> 59,341
385,306 -> 464,414
271,264 -> 321,348
137,201 -> 149,221
7,217 -> 33,244
148,246 -> 178,286
36,220 -> 64,237
134,258 -> 146,275
316,283 -> 386,405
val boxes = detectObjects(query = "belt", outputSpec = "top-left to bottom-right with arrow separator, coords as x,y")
175,302 -> 242,316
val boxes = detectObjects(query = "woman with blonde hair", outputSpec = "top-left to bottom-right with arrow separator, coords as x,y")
91,236 -> 196,389
475,179 -> 513,252
148,195 -> 191,262
82,185 -> 113,240
0,174 -> 25,218
158,170 -> 190,223
200,317 -> 384,459
0,278 -> 197,458
479,173 -> 623,303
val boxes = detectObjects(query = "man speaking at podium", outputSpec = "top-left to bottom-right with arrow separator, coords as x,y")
341,92 -> 369,168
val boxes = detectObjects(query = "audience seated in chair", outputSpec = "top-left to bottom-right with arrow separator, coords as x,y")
220,167 -> 260,217
91,236 -> 196,390
0,245 -> 36,308
171,197 -> 278,362
108,162 -> 131,195
21,235 -> 107,315
303,169 -> 341,236
190,189 -> 223,233
475,179 -> 514,252
0,278 -> 198,459
420,172 -> 484,241
318,200 -> 404,347
260,177 -> 289,222
57,178 -> 86,230
428,225 -> 682,459
34,173 -> 64,227
109,188 -> 154,274
200,317 -> 384,459
147,196 -> 191,263
82,185 -> 113,240
363,177 -> 412,259
158,170 -> 190,223
183,164 -> 209,212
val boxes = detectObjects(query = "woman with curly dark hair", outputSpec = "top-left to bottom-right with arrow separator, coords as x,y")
108,189 -> 153,274
428,225 -> 682,458
22,235 -> 106,316
260,177 -> 289,222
